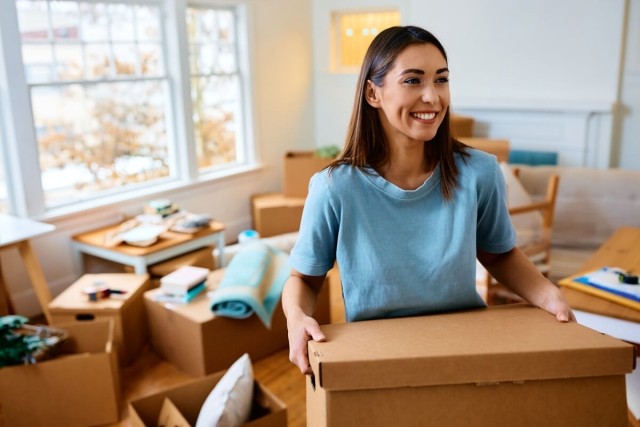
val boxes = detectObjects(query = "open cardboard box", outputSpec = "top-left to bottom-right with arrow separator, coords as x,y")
145,268 -> 331,377
307,304 -> 636,427
0,319 -> 120,427
129,370 -> 287,427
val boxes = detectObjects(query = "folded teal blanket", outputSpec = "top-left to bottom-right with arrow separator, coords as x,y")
209,242 -> 289,328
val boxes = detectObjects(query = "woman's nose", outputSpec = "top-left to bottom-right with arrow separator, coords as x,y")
422,84 -> 437,104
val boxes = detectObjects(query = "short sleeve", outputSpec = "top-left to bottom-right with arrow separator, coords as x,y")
289,171 -> 339,276
476,160 -> 517,253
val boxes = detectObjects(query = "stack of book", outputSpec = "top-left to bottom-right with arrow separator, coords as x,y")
560,266 -> 640,311
155,266 -> 210,304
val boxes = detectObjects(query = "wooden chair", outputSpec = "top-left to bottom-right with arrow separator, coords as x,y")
483,168 -> 561,305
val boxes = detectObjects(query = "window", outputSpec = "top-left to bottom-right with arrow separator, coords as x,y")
331,10 -> 400,73
0,0 -> 254,216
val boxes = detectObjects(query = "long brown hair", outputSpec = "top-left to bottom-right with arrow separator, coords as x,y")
330,25 -> 468,200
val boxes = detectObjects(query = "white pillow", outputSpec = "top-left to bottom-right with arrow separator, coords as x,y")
499,162 -> 543,247
195,353 -> 254,427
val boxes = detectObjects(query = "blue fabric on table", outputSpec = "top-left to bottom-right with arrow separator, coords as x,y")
209,242 -> 289,328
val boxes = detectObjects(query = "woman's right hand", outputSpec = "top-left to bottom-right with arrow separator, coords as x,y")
281,270 -> 328,374
286,310 -> 326,375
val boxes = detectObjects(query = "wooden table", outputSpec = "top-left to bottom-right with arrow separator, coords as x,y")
559,226 -> 640,324
71,221 -> 226,275
0,214 -> 56,323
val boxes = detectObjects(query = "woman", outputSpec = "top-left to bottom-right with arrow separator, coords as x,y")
282,25 -> 574,375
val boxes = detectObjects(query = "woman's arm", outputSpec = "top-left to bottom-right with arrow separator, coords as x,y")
477,247 -> 575,322
282,269 -> 327,374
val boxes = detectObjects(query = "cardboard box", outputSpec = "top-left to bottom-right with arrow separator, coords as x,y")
145,268 -> 331,377
307,304 -> 635,427
251,193 -> 305,238
450,114 -> 475,137
0,320 -> 120,427
148,246 -> 215,278
283,151 -> 334,198
129,371 -> 287,427
459,137 -> 510,163
48,273 -> 151,366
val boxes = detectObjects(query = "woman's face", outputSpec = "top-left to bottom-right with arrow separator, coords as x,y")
366,43 -> 450,145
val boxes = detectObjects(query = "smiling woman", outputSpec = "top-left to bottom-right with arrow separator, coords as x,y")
281,25 -> 574,376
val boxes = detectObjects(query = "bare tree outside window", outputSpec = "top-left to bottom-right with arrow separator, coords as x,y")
16,0 -> 169,207
187,7 -> 241,171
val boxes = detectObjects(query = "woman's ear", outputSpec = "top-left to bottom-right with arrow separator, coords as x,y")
365,80 -> 380,108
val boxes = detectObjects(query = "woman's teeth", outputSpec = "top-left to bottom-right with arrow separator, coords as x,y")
412,112 -> 436,120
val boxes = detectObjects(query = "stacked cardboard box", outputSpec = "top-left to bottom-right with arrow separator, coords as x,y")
282,151 -> 335,198
144,268 -> 331,377
251,151 -> 334,238
48,273 -> 151,366
251,193 -> 305,238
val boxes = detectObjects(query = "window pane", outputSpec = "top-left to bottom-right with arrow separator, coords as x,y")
85,43 -> 112,79
138,44 -> 162,76
22,44 -> 54,84
136,6 -> 161,42
188,7 -> 243,172
79,3 -> 109,42
51,1 -> 80,41
191,76 -> 238,168
55,44 -> 84,80
113,43 -> 138,76
109,3 -> 135,42
32,81 -> 170,207
17,0 -> 50,42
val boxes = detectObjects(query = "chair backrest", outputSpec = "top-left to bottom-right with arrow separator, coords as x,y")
508,168 -> 560,232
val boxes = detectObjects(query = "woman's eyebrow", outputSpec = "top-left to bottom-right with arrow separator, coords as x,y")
398,67 -> 449,76
399,68 -> 425,76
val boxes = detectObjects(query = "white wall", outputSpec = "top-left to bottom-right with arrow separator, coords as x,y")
312,0 -> 637,170
616,0 -> 640,169
5,0 -> 316,317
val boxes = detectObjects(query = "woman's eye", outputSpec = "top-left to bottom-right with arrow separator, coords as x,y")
404,77 -> 421,85
436,77 -> 449,84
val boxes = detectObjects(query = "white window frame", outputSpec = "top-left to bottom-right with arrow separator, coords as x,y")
0,0 -> 257,219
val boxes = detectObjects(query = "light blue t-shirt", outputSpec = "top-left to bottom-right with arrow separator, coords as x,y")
289,149 -> 516,322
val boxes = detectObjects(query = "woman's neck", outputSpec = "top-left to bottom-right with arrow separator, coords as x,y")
379,143 -> 433,190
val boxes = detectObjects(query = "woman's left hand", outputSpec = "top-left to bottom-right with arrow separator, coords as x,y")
539,290 -> 576,322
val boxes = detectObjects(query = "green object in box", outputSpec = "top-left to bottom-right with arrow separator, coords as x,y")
314,145 -> 340,159
0,315 -> 68,367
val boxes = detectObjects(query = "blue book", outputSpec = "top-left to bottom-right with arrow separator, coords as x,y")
154,281 -> 206,304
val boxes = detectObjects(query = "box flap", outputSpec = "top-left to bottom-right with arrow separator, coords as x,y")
308,304 -> 635,391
